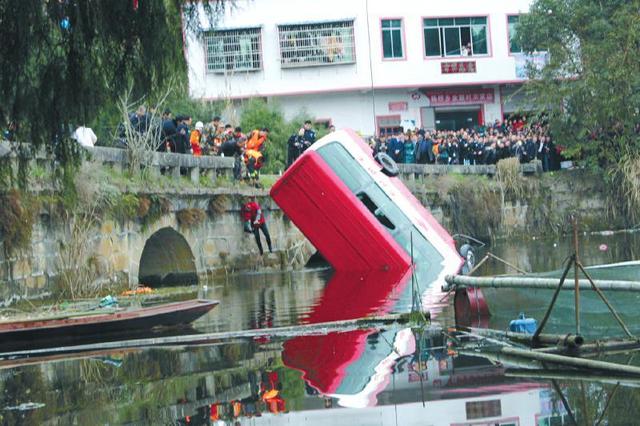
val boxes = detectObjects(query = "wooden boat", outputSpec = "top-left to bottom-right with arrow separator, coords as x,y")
0,299 -> 217,352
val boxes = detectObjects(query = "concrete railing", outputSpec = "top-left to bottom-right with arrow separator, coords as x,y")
397,161 -> 542,181
85,146 -> 235,183
0,141 -> 235,185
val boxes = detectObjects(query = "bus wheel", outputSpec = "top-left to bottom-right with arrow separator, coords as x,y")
374,152 -> 399,177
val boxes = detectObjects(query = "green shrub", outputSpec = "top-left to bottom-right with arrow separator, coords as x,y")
176,208 -> 206,227
0,189 -> 39,253
109,193 -> 140,221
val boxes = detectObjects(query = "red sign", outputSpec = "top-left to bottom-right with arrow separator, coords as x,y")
388,101 -> 408,112
425,89 -> 494,106
441,61 -> 477,74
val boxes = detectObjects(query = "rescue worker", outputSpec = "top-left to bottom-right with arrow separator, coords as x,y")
189,121 -> 204,156
241,196 -> 273,256
244,127 -> 269,185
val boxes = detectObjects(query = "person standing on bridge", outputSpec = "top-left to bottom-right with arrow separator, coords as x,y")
242,196 -> 273,256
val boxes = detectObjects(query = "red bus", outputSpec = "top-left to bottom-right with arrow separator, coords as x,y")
271,129 -> 462,305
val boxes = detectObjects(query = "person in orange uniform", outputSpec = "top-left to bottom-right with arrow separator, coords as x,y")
244,128 -> 269,184
189,121 -> 204,156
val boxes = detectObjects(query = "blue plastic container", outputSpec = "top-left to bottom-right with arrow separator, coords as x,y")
509,313 -> 538,334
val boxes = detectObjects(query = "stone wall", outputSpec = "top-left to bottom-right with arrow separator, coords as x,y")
0,168 -> 616,303
407,169 -> 616,240
0,189 -> 315,303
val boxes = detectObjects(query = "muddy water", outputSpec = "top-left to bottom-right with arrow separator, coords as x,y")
2,232 -> 640,425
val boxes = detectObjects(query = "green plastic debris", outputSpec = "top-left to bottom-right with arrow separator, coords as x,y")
98,295 -> 118,308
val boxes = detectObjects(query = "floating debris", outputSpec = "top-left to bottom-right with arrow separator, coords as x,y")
4,402 -> 45,411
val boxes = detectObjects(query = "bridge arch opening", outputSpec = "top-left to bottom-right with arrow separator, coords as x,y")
139,227 -> 198,287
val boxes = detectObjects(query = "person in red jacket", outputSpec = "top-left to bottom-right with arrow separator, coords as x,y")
242,196 -> 273,255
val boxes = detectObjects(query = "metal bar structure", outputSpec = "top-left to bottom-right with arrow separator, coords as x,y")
278,20 -> 356,68
577,262 -> 635,339
204,28 -> 263,74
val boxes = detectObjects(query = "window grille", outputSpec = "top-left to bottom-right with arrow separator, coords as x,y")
278,21 -> 356,68
205,27 -> 262,73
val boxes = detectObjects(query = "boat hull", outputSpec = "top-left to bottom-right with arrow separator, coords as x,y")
0,299 -> 218,352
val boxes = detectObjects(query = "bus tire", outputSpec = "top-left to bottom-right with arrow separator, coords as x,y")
374,152 -> 400,177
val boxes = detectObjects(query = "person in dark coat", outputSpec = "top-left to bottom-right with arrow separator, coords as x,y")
175,115 -> 191,154
387,132 -> 404,163
161,109 -> 177,152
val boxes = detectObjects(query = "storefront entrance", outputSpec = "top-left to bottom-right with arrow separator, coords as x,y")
435,108 -> 480,131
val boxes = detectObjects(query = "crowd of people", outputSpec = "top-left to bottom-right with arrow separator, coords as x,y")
3,112 -> 561,176
371,118 -> 560,172
117,107 -> 271,184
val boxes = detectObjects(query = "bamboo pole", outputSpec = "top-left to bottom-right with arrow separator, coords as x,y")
487,252 -> 528,275
498,346 -> 640,376
505,369 -> 640,387
551,379 -> 579,426
573,216 -> 581,335
535,338 -> 640,355
442,274 -> 640,292
577,262 -> 635,339
463,326 -> 584,348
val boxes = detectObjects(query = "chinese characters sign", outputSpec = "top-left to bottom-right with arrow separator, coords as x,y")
388,101 -> 408,112
425,89 -> 494,106
441,61 -> 477,74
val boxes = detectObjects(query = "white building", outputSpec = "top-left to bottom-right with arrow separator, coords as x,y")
184,0 -> 538,135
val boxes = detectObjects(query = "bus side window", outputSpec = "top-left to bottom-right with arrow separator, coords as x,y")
356,192 -> 396,230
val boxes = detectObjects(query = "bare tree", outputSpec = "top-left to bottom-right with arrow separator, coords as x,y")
117,86 -> 173,176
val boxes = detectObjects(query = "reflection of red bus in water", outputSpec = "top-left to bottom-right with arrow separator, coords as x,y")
271,129 -> 462,305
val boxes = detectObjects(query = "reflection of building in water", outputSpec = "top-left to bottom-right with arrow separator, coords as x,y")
245,387 -> 562,426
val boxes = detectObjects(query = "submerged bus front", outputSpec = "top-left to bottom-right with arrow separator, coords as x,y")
271,129 -> 462,307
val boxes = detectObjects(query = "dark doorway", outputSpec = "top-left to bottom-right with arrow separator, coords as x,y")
139,227 -> 198,287
435,109 -> 479,130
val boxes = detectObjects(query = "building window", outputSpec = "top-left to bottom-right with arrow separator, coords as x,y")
508,15 -> 522,53
423,17 -> 489,57
466,399 -> 502,420
381,19 -> 404,59
278,21 -> 355,68
205,27 -> 262,73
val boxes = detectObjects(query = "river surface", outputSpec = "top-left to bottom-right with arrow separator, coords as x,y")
3,232 -> 640,425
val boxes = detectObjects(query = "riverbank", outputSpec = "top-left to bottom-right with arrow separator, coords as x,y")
408,166 -> 620,241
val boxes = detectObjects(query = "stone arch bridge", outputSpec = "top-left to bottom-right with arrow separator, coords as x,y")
0,189 -> 315,301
